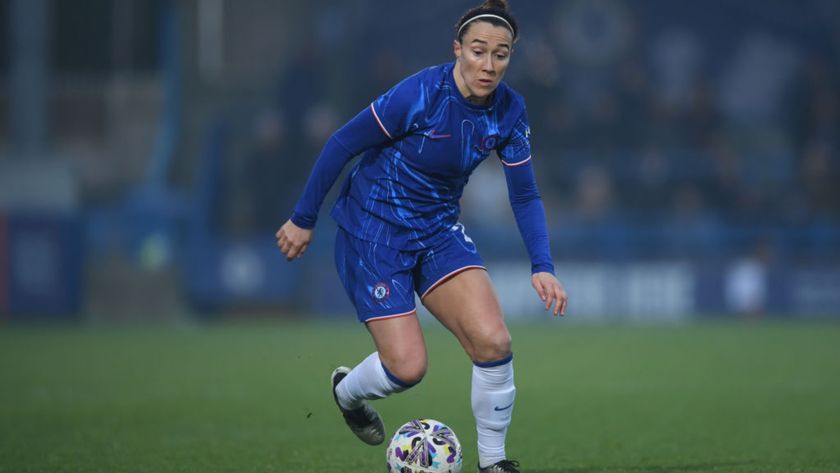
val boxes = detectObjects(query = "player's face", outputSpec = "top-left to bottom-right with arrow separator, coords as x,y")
453,21 -> 513,104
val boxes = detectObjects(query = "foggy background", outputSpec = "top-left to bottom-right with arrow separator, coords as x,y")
1,0 -> 838,323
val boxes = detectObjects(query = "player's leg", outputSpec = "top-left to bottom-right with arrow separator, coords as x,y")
416,225 -> 518,472
421,268 -> 517,471
331,227 -> 427,445
334,313 -> 427,411
331,312 -> 426,446
420,267 -> 510,362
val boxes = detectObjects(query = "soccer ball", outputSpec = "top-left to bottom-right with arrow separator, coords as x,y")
386,418 -> 462,473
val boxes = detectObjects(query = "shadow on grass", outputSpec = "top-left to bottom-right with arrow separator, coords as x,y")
531,461 -> 754,473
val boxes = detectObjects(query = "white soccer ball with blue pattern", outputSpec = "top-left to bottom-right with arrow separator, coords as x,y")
386,418 -> 462,473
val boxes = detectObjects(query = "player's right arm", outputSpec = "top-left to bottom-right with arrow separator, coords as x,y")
277,72 -> 424,261
275,107 -> 387,261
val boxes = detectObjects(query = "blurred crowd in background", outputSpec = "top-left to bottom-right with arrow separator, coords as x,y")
217,0 -> 840,262
0,0 -> 838,318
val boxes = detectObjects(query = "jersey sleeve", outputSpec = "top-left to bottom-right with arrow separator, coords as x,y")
291,69 -> 428,229
369,71 -> 426,140
497,105 -> 554,274
290,106 -> 392,229
497,107 -> 532,167
502,158 -> 555,274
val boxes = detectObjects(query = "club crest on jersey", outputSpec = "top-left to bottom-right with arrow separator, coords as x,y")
372,282 -> 390,302
478,134 -> 500,152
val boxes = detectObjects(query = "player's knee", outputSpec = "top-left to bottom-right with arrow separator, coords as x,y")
392,363 -> 427,387
470,329 -> 512,364
382,352 -> 427,387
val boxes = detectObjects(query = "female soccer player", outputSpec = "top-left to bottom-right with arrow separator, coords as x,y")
276,1 -> 567,471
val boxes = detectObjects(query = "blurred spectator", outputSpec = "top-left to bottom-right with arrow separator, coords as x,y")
799,139 -> 839,219
614,56 -> 653,147
219,108 -> 291,234
553,0 -> 634,67
791,54 -> 840,147
725,242 -> 774,316
302,102 -> 341,152
719,31 -> 800,130
358,49 -> 408,105
624,145 -> 671,212
650,28 -> 703,111
574,164 -> 615,223
703,134 -> 763,221
684,79 -> 722,149
274,29 -> 328,144
668,183 -> 722,257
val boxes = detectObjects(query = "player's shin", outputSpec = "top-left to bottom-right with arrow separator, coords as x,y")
335,352 -> 418,409
471,354 -> 515,468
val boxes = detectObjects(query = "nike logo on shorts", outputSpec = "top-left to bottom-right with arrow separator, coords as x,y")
494,403 -> 514,411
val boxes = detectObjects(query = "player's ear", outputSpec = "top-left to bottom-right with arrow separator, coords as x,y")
453,39 -> 462,59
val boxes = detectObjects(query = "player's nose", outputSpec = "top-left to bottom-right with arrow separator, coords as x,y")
481,54 -> 494,72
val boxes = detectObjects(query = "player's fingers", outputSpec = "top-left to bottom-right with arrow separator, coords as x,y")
549,284 -> 558,316
548,287 -> 559,314
289,246 -> 307,261
280,240 -> 294,257
296,243 -> 309,259
544,282 -> 553,310
557,287 -> 568,316
286,241 -> 307,261
553,285 -> 565,316
277,226 -> 290,242
533,278 -> 548,305
285,245 -> 298,261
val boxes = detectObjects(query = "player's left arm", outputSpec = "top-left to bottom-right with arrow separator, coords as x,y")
498,109 -> 568,316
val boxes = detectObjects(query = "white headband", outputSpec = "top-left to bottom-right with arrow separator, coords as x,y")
457,13 -> 515,38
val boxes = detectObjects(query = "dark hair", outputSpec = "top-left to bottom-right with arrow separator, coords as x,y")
455,0 -> 519,42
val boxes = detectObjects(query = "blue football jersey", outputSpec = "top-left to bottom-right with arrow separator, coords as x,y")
330,63 -> 532,250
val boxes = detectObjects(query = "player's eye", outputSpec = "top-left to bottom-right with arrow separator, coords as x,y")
496,53 -> 508,60
472,50 -> 484,56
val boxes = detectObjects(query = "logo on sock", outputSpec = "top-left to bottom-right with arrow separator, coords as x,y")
493,402 -> 514,411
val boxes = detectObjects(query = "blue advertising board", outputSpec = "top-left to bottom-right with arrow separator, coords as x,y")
0,213 -> 83,320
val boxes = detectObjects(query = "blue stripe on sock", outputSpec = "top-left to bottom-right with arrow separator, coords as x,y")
381,362 -> 420,388
473,353 -> 513,368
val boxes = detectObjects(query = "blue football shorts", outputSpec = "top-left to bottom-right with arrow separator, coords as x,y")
334,223 -> 486,323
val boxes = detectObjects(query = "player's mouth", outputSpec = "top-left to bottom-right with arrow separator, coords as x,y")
477,78 -> 494,87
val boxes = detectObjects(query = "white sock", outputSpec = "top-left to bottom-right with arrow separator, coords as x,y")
472,355 -> 515,468
335,352 -> 412,410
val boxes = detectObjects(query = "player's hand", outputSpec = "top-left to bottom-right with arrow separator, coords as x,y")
275,219 -> 313,261
531,272 -> 568,317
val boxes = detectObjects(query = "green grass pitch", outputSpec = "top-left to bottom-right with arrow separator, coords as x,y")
1,319 -> 839,472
